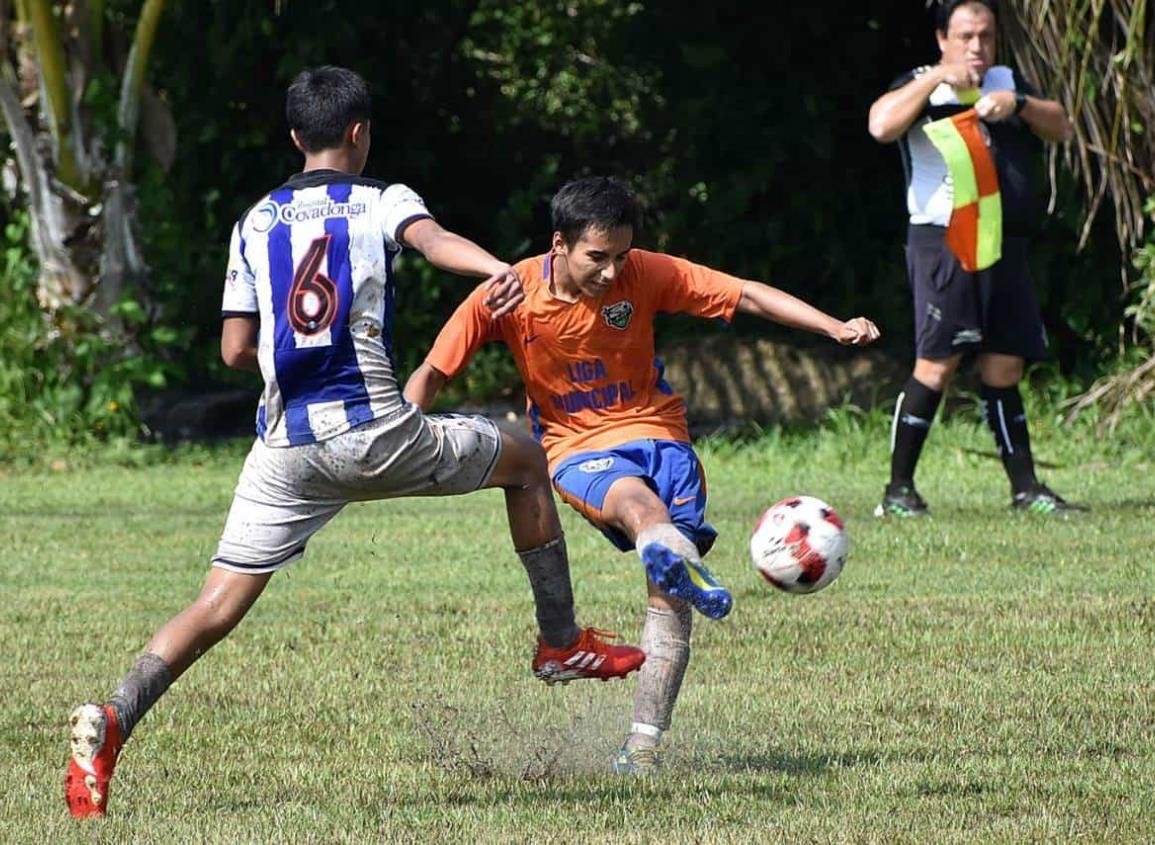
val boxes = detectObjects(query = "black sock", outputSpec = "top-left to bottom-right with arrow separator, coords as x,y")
981,384 -> 1038,494
517,536 -> 580,648
108,653 -> 173,740
889,377 -> 942,489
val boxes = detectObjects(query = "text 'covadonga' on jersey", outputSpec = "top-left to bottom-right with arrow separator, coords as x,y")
425,249 -> 746,471
221,170 -> 432,447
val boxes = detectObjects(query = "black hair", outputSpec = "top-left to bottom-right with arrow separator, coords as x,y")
936,0 -> 997,32
550,177 -> 641,245
286,66 -> 372,153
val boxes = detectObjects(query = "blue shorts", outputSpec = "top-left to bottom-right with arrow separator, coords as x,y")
551,439 -> 717,555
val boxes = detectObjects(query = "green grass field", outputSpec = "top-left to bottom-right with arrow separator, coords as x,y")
2,405 -> 1153,843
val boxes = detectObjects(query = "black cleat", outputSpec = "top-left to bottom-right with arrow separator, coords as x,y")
1011,484 -> 1087,515
874,483 -> 929,518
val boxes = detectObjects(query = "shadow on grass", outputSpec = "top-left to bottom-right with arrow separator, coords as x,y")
1087,497 -> 1155,511
705,749 -> 881,776
389,776 -> 796,809
407,697 -> 878,809
956,447 -> 1063,470
926,497 -> 1155,518
381,750 -> 882,810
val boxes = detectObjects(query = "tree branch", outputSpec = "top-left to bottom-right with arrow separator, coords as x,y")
26,0 -> 83,189
115,0 -> 165,178
0,60 -> 43,214
1002,0 -> 1153,252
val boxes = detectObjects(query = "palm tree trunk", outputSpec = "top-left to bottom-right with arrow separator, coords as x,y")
96,0 -> 166,317
0,68 -> 90,309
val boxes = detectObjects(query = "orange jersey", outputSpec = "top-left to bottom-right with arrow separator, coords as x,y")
425,249 -> 745,470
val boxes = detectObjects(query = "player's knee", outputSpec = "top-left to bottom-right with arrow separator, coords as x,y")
192,594 -> 250,640
496,432 -> 550,487
979,355 -> 1024,386
913,357 -> 959,392
604,481 -> 668,530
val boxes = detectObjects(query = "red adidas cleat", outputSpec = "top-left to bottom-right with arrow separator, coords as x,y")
532,627 -> 646,685
65,703 -> 123,818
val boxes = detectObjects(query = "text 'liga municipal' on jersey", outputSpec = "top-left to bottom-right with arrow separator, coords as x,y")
550,358 -> 636,414
550,381 -> 637,414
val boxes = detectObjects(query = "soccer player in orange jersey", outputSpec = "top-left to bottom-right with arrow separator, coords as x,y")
405,176 -> 879,775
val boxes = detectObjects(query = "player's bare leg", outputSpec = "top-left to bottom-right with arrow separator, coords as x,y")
143,568 -> 273,677
66,568 -> 272,817
912,354 -> 961,393
485,429 -> 567,553
485,429 -> 645,683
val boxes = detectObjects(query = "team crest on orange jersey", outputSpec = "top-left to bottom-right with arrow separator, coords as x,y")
602,300 -> 634,330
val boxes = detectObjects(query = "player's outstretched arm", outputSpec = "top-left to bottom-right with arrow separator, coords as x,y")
401,218 -> 524,318
221,316 -> 260,372
404,362 -> 449,412
737,281 -> 880,346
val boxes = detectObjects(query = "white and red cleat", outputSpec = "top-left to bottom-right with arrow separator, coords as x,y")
65,703 -> 123,818
532,627 -> 646,685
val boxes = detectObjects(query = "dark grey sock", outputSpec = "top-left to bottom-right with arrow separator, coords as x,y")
629,604 -> 692,748
107,653 -> 173,740
518,536 -> 580,648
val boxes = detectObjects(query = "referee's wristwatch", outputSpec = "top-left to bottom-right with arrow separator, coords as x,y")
1014,92 -> 1028,114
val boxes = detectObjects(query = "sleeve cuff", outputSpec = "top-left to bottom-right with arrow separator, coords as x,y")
394,213 -> 434,246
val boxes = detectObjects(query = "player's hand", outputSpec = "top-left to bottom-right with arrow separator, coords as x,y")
937,62 -> 981,90
480,264 -> 525,319
974,90 -> 1017,123
835,317 -> 880,346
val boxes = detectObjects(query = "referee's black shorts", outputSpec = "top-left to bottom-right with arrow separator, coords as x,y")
905,224 -> 1048,362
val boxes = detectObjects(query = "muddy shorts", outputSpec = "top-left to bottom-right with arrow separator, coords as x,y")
212,405 -> 502,574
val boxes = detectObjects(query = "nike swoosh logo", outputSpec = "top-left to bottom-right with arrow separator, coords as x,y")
672,495 -> 696,506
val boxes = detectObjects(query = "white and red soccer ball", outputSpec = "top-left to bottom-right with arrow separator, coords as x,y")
749,496 -> 849,594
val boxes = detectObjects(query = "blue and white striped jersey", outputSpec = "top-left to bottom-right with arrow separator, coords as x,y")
221,169 -> 432,447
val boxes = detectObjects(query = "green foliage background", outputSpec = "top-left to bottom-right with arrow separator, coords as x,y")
0,0 -> 1133,449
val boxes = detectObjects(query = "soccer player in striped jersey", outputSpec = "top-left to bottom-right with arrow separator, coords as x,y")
64,67 -> 643,818
405,177 -> 879,775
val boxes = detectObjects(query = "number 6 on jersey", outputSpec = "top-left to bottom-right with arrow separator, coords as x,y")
288,234 -> 338,335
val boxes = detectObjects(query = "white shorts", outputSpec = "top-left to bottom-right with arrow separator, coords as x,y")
212,405 -> 502,574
